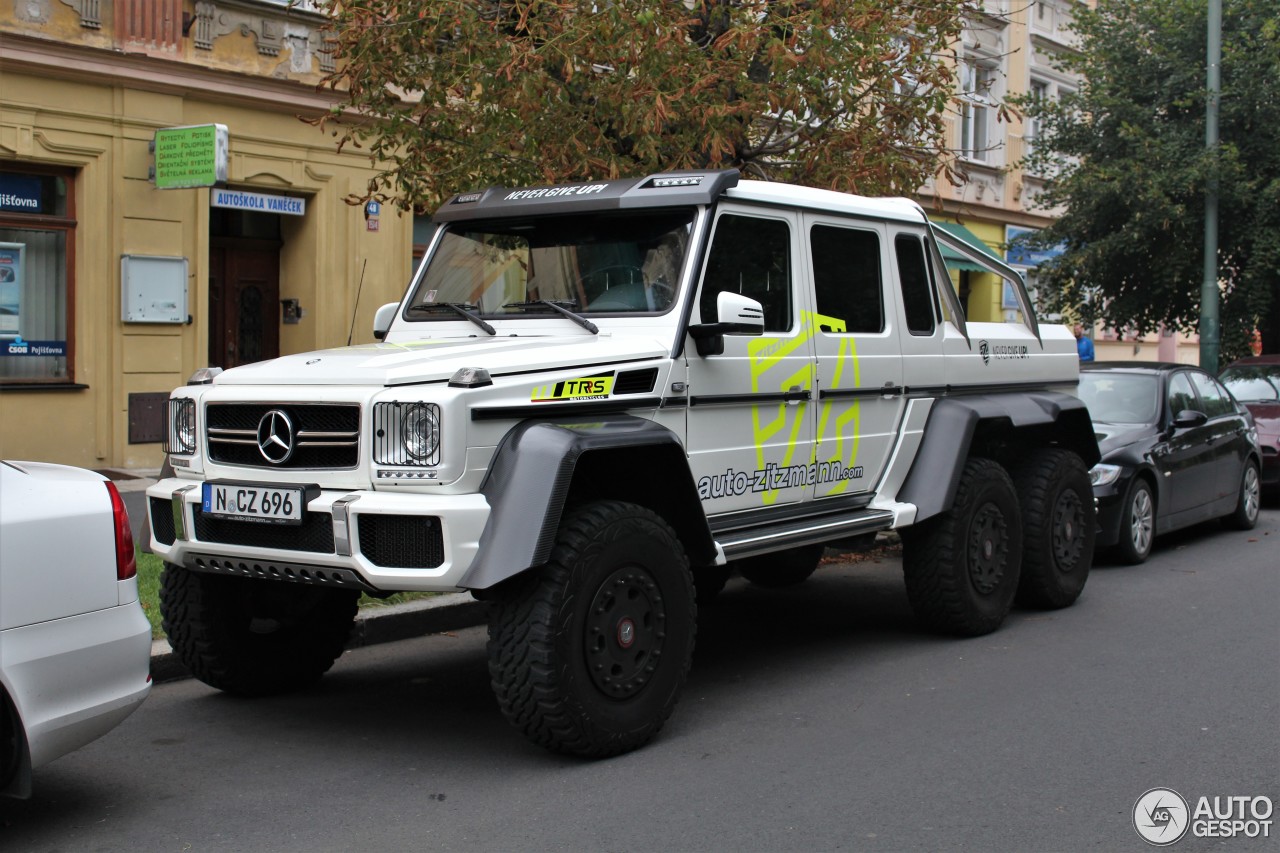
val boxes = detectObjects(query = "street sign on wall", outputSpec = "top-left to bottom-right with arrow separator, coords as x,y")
153,124 -> 229,189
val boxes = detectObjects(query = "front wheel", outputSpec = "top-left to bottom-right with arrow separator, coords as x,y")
1013,449 -> 1095,609
902,458 -> 1022,636
1115,478 -> 1155,565
486,501 -> 696,758
1223,459 -> 1261,530
159,566 -> 358,695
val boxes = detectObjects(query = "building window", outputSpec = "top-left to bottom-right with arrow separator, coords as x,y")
0,167 -> 75,385
1027,79 -> 1048,156
959,61 -> 997,162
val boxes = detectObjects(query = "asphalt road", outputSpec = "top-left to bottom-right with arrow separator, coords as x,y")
4,508 -> 1277,852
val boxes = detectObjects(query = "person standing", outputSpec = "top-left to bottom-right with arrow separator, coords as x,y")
1074,323 -> 1095,362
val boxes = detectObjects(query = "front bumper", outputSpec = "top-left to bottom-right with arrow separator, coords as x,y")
146,478 -> 491,593
1092,482 -> 1126,549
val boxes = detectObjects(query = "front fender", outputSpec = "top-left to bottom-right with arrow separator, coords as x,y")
459,415 -> 712,590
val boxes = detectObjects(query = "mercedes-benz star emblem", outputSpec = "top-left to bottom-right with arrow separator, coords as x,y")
256,409 -> 296,464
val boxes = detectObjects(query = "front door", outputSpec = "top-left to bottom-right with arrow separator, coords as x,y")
684,207 -> 816,516
209,240 -> 280,369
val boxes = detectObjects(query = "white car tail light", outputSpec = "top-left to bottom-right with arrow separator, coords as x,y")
106,482 -> 137,581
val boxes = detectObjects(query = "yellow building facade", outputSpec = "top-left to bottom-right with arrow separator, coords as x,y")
1,0 -> 415,470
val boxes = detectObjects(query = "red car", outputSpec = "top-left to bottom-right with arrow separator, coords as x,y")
1220,355 -> 1280,497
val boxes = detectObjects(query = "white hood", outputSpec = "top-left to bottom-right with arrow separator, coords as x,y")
213,334 -> 671,386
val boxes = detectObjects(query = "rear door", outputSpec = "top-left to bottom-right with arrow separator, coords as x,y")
803,214 -> 903,498
1160,370 -> 1219,516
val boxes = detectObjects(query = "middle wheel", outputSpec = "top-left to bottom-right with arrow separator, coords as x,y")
486,500 -> 695,758
902,457 -> 1022,636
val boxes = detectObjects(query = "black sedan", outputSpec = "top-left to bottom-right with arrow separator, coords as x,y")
1078,362 -> 1262,563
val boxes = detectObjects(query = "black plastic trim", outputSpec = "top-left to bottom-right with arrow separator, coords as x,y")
471,397 -> 662,421
689,391 -> 806,407
897,391 -> 1100,523
819,386 -> 903,399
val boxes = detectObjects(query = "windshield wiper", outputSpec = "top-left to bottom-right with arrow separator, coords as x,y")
406,302 -> 495,335
503,300 -> 598,335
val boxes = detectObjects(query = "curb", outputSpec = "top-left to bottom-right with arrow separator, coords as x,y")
149,591 -> 489,684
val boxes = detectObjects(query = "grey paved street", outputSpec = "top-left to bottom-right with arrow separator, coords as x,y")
3,507 -> 1277,852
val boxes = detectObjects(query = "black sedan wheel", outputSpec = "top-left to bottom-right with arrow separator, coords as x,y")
1116,478 -> 1155,565
1223,460 -> 1261,530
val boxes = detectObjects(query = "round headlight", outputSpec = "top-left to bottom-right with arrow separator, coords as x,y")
402,405 -> 440,461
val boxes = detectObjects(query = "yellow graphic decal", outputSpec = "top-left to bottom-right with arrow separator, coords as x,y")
531,372 -> 616,402
744,310 -> 865,505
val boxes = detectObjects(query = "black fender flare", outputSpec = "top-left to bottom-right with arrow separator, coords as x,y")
898,391 -> 1100,524
459,415 -> 714,590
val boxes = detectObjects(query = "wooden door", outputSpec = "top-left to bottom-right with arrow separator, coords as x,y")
209,240 -> 280,369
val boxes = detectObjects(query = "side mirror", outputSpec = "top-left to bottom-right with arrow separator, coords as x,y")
1173,409 -> 1208,429
372,302 -> 399,341
688,292 -> 765,356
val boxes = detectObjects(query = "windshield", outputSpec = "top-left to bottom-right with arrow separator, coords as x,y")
406,209 -> 695,320
1078,372 -> 1161,425
1220,364 -> 1280,403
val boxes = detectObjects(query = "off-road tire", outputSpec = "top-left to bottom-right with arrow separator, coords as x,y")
734,543 -> 825,588
1115,478 -> 1155,565
1223,459 -> 1261,530
486,500 -> 695,758
902,458 -> 1022,636
160,565 -> 358,696
1013,449 -> 1095,609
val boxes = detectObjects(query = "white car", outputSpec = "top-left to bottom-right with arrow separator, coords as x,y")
1,461 -> 152,798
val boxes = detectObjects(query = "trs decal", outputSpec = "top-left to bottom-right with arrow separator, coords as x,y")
531,372 -> 615,402
697,461 -> 865,500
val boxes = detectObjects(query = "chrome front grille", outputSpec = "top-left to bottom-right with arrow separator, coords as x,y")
205,403 -> 360,469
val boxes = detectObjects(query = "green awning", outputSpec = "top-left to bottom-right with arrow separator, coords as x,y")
931,221 -> 1003,273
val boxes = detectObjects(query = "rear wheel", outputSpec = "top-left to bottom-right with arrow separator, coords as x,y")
1223,459 -> 1261,530
487,500 -> 695,758
1013,449 -> 1095,609
1115,478 -> 1155,565
902,458 -> 1022,636
734,543 -> 825,588
160,566 -> 358,696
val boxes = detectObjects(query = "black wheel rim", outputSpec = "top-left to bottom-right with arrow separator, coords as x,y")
968,503 -> 1010,595
1051,490 -> 1086,571
585,565 -> 665,699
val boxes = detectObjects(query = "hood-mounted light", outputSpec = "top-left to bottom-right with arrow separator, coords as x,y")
449,367 -> 493,388
187,367 -> 223,385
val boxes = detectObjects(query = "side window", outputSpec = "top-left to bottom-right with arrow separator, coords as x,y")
1168,372 -> 1197,417
700,214 -> 792,332
1188,371 -> 1234,418
811,224 -> 883,333
894,234 -> 937,335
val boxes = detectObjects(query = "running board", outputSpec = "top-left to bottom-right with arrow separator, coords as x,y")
713,508 -> 895,561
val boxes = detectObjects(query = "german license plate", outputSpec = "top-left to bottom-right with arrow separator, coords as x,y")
202,482 -> 305,525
